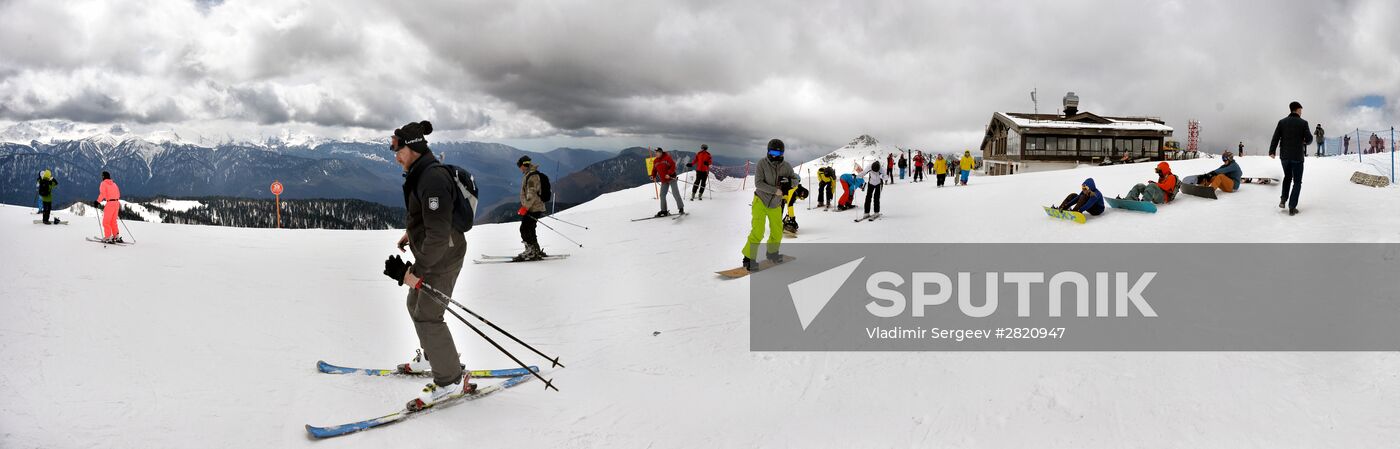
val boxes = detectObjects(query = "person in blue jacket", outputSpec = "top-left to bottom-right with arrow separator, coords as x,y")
836,171 -> 865,211
1052,178 -> 1105,216
1196,151 -> 1243,193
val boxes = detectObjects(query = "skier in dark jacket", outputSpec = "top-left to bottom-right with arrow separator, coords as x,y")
1269,101 -> 1313,215
514,155 -> 548,261
1054,178 -> 1105,216
380,120 -> 473,408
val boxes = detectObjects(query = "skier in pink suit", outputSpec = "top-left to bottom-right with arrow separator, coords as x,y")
96,171 -> 122,242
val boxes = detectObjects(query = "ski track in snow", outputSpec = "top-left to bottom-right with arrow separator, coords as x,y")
1,153 -> 1399,447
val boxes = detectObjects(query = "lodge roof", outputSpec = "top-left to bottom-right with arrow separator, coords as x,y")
994,112 -> 1173,133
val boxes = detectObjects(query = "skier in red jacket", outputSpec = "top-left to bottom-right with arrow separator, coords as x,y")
688,144 -> 713,201
652,148 -> 684,217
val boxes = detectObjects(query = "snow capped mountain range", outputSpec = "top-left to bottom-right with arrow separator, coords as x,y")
0,119 -> 388,149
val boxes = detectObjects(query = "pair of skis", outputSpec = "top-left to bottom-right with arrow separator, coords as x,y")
631,212 -> 688,222
305,360 -> 542,438
853,213 -> 882,222
85,236 -> 133,246
472,254 -> 571,264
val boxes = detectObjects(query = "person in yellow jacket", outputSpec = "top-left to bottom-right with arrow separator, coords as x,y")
933,154 -> 948,187
958,150 -> 975,185
782,184 -> 808,235
815,166 -> 835,209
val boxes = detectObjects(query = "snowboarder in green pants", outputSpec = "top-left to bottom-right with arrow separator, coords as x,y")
741,139 -> 797,271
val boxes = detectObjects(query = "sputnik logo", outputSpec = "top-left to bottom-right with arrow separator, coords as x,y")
786,257 -> 865,330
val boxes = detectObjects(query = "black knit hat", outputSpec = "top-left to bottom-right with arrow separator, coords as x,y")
517,155 -> 532,167
102,171 -> 110,180
767,139 -> 785,153
393,120 -> 434,153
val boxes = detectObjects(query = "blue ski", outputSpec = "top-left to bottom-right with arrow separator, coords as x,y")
305,374 -> 534,439
316,360 -> 538,378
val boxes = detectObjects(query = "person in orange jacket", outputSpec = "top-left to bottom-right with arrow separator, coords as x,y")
95,171 -> 123,242
1122,161 -> 1179,204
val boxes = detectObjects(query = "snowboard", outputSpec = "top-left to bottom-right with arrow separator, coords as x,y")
716,255 -> 796,279
33,219 -> 68,225
1350,172 -> 1390,188
1106,197 -> 1158,213
1179,183 -> 1218,199
1042,206 -> 1087,224
1241,177 -> 1278,185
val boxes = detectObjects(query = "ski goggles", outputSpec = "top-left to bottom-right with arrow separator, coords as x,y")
767,149 -> 784,158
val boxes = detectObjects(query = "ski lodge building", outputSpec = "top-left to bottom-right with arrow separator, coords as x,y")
979,92 -> 1174,176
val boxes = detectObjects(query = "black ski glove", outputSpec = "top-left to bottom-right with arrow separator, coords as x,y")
383,255 -> 413,286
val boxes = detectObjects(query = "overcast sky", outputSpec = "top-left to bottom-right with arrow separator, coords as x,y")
1,0 -> 1396,157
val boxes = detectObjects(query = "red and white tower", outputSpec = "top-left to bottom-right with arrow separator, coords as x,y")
1187,120 -> 1200,153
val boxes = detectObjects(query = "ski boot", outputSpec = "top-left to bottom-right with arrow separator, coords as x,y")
742,257 -> 757,272
766,252 -> 785,265
396,349 -> 431,375
407,373 -> 477,412
654,210 -> 670,218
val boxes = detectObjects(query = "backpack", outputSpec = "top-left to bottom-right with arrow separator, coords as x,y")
436,164 -> 480,233
38,179 -> 51,196
531,171 -> 553,202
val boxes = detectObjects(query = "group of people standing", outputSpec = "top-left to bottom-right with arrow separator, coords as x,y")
644,144 -> 716,218
879,150 -> 974,187
32,169 -> 125,242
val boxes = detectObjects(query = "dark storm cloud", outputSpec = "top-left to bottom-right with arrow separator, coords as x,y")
229,85 -> 292,125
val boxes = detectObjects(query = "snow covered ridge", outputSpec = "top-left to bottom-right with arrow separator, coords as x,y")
2,119 -> 384,149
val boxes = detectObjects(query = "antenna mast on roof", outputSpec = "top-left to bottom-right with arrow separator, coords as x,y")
1031,88 -> 1038,115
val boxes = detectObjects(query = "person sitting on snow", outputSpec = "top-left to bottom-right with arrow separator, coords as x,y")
1121,162 -> 1179,204
1196,151 -> 1243,193
1053,178 -> 1105,216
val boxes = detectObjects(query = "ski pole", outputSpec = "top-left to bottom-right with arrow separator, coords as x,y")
545,215 -> 589,230
421,282 -> 565,369
531,216 -> 583,248
118,213 -> 136,243
418,283 -> 559,391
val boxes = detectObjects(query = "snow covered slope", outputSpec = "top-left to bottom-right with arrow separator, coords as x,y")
2,152 -> 1399,448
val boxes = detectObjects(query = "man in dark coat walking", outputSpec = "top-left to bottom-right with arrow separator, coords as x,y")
1269,101 -> 1313,216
